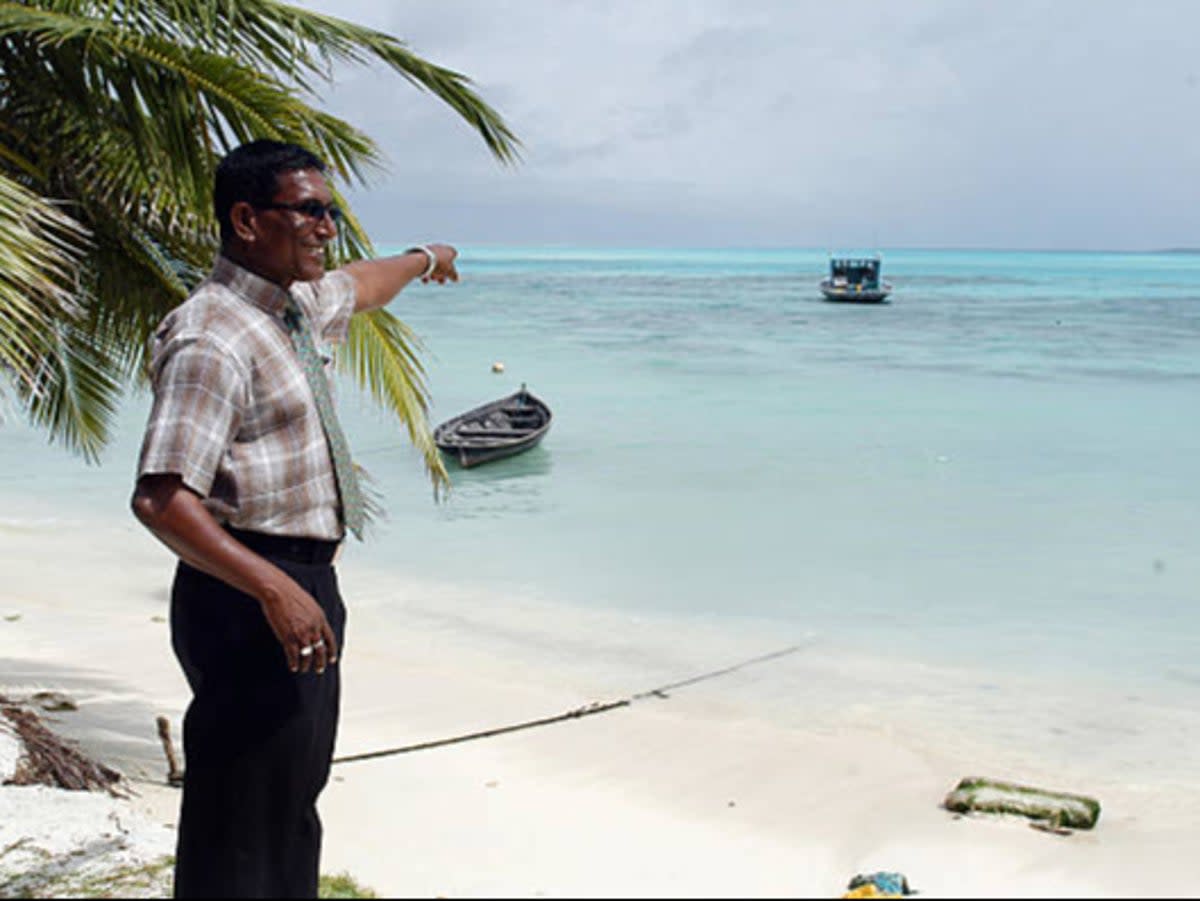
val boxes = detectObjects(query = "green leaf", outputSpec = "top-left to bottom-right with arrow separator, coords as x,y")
343,308 -> 450,497
0,0 -> 519,485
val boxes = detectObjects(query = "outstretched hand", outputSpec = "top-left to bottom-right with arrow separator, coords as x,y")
423,243 -> 459,284
346,243 -> 460,312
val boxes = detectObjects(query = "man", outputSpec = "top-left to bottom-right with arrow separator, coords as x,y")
131,139 -> 457,898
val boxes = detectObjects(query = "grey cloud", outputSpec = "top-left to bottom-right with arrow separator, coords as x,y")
296,0 -> 1200,250
533,140 -> 621,168
628,103 -> 693,143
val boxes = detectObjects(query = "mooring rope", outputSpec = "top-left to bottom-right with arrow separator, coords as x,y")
330,642 -> 807,767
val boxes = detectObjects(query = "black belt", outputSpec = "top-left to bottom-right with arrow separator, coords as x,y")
226,526 -> 340,565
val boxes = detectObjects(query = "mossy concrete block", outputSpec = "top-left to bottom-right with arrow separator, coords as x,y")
943,777 -> 1101,830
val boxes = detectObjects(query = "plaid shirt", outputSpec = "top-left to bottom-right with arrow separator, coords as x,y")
137,256 -> 357,540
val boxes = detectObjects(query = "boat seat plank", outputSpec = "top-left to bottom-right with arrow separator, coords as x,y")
452,428 -> 538,438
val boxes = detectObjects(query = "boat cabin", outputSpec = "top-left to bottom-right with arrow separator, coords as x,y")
828,256 -> 882,289
819,253 -> 892,303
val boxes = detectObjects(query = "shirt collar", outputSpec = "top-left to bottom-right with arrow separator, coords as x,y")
210,255 -> 293,318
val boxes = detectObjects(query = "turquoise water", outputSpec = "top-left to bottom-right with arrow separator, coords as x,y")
5,247 -> 1200,700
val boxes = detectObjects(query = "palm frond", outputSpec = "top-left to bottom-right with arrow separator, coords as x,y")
117,0 -> 524,165
342,308 -> 449,496
254,1 -> 523,165
19,318 -> 123,462
0,172 -> 89,386
0,1 -> 520,169
0,0 -> 518,483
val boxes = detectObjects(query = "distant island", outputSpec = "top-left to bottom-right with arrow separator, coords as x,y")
1154,248 -> 1200,254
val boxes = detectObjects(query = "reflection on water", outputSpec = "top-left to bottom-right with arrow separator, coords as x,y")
444,446 -> 553,481
438,447 -> 554,520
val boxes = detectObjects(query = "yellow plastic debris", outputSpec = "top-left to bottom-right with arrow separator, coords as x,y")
843,884 -> 902,899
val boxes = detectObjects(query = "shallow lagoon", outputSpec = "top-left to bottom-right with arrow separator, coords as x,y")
4,246 -> 1199,782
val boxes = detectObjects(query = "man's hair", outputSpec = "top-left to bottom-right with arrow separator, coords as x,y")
214,140 -> 327,243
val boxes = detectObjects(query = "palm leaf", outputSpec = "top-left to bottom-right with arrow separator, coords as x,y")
0,0 -> 519,480
0,172 -> 89,387
19,318 -> 122,462
96,0 -> 523,165
342,308 -> 449,496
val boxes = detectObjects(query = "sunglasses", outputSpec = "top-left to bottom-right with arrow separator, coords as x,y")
258,199 -> 343,223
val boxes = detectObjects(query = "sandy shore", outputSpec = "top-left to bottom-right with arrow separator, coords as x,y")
2,508 -> 1197,898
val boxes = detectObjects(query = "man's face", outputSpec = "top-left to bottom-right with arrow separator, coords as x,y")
245,168 -> 338,286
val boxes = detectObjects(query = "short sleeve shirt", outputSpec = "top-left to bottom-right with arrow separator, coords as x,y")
137,255 -> 356,540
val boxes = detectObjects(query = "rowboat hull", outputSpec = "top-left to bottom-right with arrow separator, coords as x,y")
433,388 -> 552,468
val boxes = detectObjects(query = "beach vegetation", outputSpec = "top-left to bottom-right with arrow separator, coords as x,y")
0,847 -> 174,898
0,0 -> 519,491
319,870 -> 378,898
0,845 -> 378,898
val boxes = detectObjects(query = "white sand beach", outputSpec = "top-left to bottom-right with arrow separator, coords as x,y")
2,505 -> 1197,898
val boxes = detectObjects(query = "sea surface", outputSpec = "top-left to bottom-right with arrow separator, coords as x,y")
4,246 -> 1200,726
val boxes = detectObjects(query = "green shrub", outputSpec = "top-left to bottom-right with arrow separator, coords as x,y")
319,871 -> 378,899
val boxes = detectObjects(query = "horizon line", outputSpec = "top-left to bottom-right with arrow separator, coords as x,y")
374,240 -> 1200,256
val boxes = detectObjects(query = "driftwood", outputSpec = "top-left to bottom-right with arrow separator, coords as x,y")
156,715 -> 185,786
30,691 -> 77,712
0,695 -> 125,796
943,776 -> 1100,831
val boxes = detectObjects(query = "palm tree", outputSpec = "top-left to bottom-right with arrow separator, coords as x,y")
0,0 -> 519,492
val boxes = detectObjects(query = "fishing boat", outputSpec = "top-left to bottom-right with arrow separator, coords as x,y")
433,385 -> 552,468
819,254 -> 893,303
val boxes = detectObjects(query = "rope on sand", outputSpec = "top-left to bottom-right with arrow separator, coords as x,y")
330,643 -> 806,767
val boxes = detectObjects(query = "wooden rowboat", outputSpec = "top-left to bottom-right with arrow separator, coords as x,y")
433,385 -> 552,468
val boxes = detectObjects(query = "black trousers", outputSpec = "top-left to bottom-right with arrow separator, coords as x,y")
169,552 -> 346,899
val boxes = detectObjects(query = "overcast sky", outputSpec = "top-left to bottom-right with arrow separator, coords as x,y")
297,1 -> 1200,251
